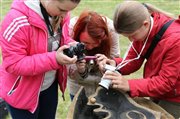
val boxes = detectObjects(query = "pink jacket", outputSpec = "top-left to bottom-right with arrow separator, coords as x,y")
0,0 -> 73,113
115,13 -> 180,102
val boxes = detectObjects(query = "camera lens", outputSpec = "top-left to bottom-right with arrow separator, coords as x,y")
89,59 -> 95,65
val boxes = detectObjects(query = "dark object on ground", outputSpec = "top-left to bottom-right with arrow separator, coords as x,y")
0,98 -> 8,119
67,87 -> 174,119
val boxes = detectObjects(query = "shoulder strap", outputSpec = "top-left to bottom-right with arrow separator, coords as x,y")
144,20 -> 174,59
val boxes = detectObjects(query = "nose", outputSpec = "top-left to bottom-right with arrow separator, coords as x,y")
86,45 -> 95,50
86,46 -> 93,50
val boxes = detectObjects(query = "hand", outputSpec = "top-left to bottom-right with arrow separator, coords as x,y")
95,54 -> 116,73
103,71 -> 130,92
76,59 -> 86,73
95,54 -> 108,71
56,45 -> 77,65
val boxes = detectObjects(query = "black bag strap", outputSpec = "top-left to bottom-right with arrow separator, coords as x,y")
144,20 -> 174,59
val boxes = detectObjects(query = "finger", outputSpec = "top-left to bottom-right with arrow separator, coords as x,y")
97,56 -> 106,61
63,55 -> 77,64
95,54 -> 103,58
106,59 -> 116,66
111,80 -> 121,85
103,75 -> 117,81
112,84 -> 119,89
105,71 -> 118,76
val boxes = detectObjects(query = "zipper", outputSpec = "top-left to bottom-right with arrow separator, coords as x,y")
32,74 -> 45,113
8,76 -> 21,96
31,23 -> 48,113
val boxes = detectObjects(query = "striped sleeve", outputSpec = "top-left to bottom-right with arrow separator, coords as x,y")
3,16 -> 30,42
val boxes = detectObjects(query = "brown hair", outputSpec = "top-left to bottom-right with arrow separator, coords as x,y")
73,10 -> 112,58
113,1 -> 175,34
113,1 -> 150,34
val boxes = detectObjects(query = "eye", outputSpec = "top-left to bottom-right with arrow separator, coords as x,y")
58,8 -> 67,13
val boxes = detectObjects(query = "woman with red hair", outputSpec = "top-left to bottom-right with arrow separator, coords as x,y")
67,10 -> 120,100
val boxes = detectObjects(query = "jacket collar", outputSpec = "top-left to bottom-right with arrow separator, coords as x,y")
24,0 -> 43,19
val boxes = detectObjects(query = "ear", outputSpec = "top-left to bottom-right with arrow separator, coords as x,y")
143,20 -> 150,28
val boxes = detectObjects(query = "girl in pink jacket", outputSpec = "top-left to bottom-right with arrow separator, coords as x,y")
100,1 -> 180,118
0,0 -> 80,118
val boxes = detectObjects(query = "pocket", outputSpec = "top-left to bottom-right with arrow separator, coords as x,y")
7,76 -> 21,96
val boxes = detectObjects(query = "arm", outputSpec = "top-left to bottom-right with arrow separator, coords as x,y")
103,39 -> 180,97
0,19 -> 76,76
129,38 -> 180,97
0,34 -> 59,76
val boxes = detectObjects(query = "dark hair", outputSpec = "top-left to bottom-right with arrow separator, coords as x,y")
73,10 -> 112,58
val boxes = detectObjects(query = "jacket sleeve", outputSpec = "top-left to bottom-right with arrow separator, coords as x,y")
0,22 -> 61,76
129,36 -> 180,98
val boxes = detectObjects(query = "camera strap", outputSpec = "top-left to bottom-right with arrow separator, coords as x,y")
144,19 -> 174,59
40,3 -> 54,36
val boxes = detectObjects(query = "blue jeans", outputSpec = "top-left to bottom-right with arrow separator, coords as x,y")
6,80 -> 58,119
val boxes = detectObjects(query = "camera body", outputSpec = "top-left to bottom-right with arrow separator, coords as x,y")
63,43 -> 86,61
99,64 -> 117,89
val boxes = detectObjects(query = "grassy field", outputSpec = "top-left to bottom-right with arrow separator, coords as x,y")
0,0 -> 179,119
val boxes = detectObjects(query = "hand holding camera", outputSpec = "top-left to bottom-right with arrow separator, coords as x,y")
99,64 -> 118,89
56,45 -> 77,65
63,42 -> 86,61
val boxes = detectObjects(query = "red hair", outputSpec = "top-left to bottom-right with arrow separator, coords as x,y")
73,10 -> 112,58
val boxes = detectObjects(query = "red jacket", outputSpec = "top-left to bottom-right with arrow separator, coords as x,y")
115,13 -> 180,102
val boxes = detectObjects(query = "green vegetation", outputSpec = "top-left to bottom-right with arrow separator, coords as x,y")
0,0 -> 179,119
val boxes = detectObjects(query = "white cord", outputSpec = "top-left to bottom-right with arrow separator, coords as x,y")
116,16 -> 154,70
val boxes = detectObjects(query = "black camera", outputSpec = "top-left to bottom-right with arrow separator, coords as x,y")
63,42 -> 86,60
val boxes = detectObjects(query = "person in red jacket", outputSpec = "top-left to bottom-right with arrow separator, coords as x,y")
100,1 -> 180,118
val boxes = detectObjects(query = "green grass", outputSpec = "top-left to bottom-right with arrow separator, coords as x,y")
0,0 -> 180,119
